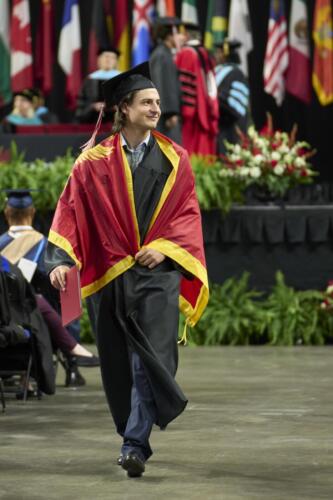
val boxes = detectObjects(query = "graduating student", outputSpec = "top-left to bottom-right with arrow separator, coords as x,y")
149,16 -> 182,143
214,39 -> 251,154
46,62 -> 208,478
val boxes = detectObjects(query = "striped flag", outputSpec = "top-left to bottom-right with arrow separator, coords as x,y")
204,0 -> 228,50
229,0 -> 253,77
312,0 -> 333,106
263,0 -> 289,106
181,0 -> 198,25
114,0 -> 130,71
11,0 -> 33,92
132,0 -> 154,66
157,0 -> 175,17
58,0 -> 82,109
0,0 -> 11,104
286,0 -> 311,103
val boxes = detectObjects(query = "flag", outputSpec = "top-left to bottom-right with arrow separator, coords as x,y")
0,0 -> 11,105
10,0 -> 33,92
114,0 -> 130,71
88,0 -> 112,73
181,0 -> 198,25
157,0 -> 175,17
35,0 -> 53,95
58,0 -> 82,109
263,0 -> 289,106
132,0 -> 154,66
312,0 -> 333,106
204,0 -> 228,50
285,0 -> 311,103
229,0 -> 253,76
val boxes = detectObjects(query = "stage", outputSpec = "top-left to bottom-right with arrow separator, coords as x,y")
1,346 -> 332,499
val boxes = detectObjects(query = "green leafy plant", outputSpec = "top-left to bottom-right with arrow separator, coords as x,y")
191,154 -> 245,213
191,273 -> 268,345
264,272 -> 326,345
0,143 -> 74,212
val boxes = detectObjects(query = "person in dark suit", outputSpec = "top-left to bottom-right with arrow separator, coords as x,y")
149,17 -> 182,143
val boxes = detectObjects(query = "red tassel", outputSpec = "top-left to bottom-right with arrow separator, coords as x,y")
80,104 -> 105,152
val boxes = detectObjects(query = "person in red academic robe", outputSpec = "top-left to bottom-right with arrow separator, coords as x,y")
45,62 -> 208,478
175,23 -> 219,155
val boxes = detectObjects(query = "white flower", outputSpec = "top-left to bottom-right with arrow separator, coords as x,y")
230,154 -> 240,162
284,154 -> 293,164
254,154 -> 265,165
278,144 -> 290,154
295,157 -> 306,167
255,138 -> 267,148
249,166 -> 261,178
233,144 -> 241,154
274,164 -> 285,176
327,285 -> 333,294
239,167 -> 250,177
271,151 -> 281,161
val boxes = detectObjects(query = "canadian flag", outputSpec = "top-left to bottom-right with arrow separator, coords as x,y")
11,0 -> 33,92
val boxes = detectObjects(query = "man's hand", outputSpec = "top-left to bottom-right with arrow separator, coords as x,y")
135,248 -> 166,269
92,102 -> 104,112
49,265 -> 70,291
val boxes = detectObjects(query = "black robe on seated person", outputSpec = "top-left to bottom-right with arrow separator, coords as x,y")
45,136 -> 188,432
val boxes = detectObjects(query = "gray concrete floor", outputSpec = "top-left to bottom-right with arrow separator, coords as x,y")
0,346 -> 333,500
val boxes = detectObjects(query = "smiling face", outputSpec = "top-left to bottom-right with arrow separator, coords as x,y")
121,88 -> 161,132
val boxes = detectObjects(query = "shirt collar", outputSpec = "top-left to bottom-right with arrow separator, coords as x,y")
120,132 -> 151,151
9,225 -> 33,232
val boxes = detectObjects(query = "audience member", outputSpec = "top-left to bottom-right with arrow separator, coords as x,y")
30,88 -> 58,124
214,39 -> 251,155
175,23 -> 219,155
3,89 -> 42,131
0,190 -> 99,387
76,47 -> 121,123
150,17 -> 182,143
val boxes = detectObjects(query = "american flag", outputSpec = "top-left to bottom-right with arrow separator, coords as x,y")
263,0 -> 289,106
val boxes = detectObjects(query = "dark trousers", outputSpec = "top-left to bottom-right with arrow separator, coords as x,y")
121,351 -> 156,461
36,295 -> 76,353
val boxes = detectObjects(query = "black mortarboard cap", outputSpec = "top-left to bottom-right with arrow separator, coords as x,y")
181,21 -> 200,31
97,46 -> 121,56
102,61 -> 156,108
13,89 -> 34,102
215,38 -> 242,53
3,189 -> 37,209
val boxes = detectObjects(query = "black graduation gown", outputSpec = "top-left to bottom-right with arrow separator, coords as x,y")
75,78 -> 113,124
45,138 -> 188,431
217,63 -> 250,154
149,44 -> 182,144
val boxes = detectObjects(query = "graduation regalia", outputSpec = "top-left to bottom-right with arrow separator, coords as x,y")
175,45 -> 219,155
46,131 -> 208,431
216,63 -> 250,154
150,43 -> 182,143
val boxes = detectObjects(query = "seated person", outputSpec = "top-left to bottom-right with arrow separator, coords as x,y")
2,89 -> 43,131
75,46 -> 121,123
29,88 -> 58,124
0,189 -> 99,387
